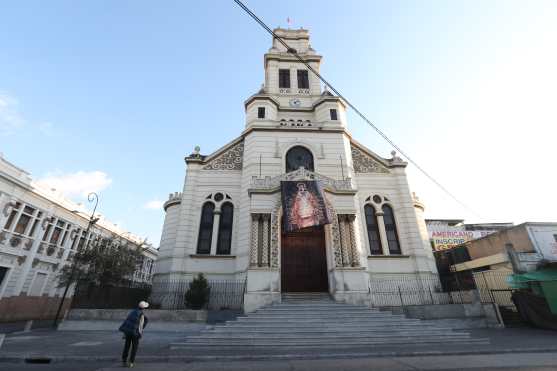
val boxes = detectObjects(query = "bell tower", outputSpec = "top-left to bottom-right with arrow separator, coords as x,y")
264,28 -> 322,99
244,28 -> 347,130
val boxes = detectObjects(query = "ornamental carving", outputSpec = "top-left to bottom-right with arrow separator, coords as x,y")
17,255 -> 27,265
0,231 -> 7,245
24,239 -> 33,250
46,245 -> 56,256
270,204 -> 281,269
351,144 -> 389,174
330,208 -> 343,267
2,201 -> 16,217
32,258 -> 40,268
251,167 -> 353,192
203,141 -> 244,170
269,195 -> 340,269
9,236 -> 22,248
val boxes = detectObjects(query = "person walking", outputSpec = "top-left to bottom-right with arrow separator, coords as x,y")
119,301 -> 149,368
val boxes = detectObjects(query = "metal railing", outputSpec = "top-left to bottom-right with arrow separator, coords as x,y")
369,274 -> 475,307
71,281 -> 152,309
149,279 -> 246,310
473,270 -> 514,307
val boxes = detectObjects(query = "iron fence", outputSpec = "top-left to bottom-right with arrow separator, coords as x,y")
369,274 -> 475,307
473,270 -> 514,306
71,281 -> 152,309
149,279 -> 246,310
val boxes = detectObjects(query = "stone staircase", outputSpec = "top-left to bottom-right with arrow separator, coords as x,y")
170,293 -> 489,358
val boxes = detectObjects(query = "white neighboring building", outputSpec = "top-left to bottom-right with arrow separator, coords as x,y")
154,28 -> 438,312
0,154 -> 157,322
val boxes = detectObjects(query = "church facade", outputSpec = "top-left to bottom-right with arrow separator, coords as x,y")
154,28 -> 438,312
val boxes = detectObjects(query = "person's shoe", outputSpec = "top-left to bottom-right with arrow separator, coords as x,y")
122,360 -> 127,367
128,362 -> 134,368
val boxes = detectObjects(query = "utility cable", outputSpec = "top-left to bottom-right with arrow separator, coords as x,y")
233,0 -> 481,219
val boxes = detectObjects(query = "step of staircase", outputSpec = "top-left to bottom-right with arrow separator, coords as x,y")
174,293 -> 489,357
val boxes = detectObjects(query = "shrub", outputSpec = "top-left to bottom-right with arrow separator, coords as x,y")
185,273 -> 210,309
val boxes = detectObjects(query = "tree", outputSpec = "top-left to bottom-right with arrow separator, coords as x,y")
58,236 -> 146,288
185,273 -> 210,309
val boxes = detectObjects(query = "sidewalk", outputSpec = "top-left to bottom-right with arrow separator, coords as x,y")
94,353 -> 557,371
0,327 -> 556,363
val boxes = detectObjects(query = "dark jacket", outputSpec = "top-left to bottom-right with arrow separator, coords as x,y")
119,308 -> 148,337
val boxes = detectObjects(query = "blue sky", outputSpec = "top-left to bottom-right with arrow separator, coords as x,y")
1,1 -> 556,245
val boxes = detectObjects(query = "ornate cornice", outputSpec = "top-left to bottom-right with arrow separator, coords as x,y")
202,140 -> 244,171
350,144 -> 390,174
249,167 -> 355,194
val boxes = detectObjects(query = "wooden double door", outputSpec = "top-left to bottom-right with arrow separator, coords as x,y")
281,226 -> 328,292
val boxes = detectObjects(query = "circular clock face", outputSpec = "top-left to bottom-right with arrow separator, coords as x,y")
289,98 -> 302,107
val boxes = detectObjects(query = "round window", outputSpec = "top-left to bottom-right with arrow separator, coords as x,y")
214,193 -> 224,202
372,195 -> 382,204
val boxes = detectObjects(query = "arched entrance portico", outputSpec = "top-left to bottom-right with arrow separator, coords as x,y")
281,225 -> 328,292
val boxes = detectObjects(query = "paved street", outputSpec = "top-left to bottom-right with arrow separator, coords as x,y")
0,327 -> 556,370
2,327 -> 557,362
3,353 -> 557,371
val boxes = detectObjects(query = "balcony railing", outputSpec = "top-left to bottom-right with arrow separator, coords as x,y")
250,167 -> 353,193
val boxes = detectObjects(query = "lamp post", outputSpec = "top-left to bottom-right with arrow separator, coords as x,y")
53,192 -> 99,328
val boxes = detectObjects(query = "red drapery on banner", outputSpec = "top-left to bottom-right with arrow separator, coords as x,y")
281,181 -> 331,232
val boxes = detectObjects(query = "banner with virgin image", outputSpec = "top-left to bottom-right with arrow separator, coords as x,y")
281,180 -> 331,232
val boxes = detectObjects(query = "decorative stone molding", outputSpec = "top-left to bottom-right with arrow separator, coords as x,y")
351,144 -> 389,173
203,141 -> 244,170
249,216 -> 259,267
338,215 -> 351,266
330,208 -> 343,268
250,213 -> 272,268
164,192 -> 182,211
46,245 -> 56,256
250,167 -> 353,193
261,214 -> 270,266
347,215 -> 360,267
0,231 -> 7,245
32,258 -> 40,268
41,216 -> 54,230
270,205 -> 280,269
2,201 -> 16,217
24,238 -> 33,250
17,255 -> 27,265
9,236 -> 22,248
269,195 -> 341,269
336,214 -> 360,267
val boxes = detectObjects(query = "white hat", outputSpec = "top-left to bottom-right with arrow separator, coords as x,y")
138,301 -> 149,309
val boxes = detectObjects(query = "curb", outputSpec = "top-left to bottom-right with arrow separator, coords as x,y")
3,347 -> 557,363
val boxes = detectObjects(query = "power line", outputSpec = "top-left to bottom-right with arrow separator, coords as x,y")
232,0 -> 481,219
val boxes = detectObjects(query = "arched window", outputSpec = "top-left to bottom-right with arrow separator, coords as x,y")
285,146 -> 314,172
196,202 -> 215,254
382,204 -> 401,254
216,202 -> 234,255
364,205 -> 383,255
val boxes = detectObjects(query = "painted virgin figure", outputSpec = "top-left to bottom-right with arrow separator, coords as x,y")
289,183 -> 319,229
281,180 -> 331,232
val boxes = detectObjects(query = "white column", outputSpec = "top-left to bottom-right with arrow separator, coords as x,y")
375,212 -> 390,256
13,213 -> 53,296
249,214 -> 259,267
347,215 -> 360,267
338,215 -> 351,267
209,210 -> 221,255
261,214 -> 270,267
